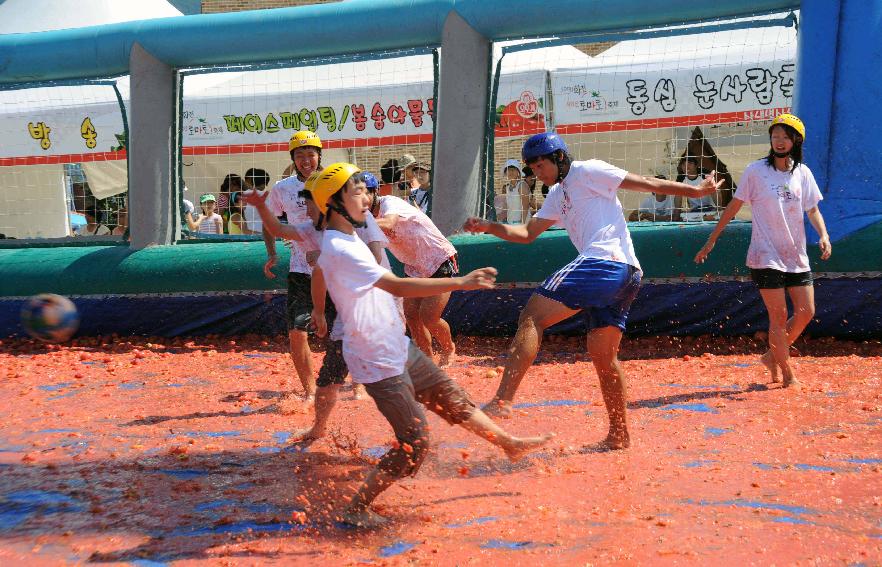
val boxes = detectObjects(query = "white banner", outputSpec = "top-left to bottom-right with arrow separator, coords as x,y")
0,85 -> 126,161
0,71 -> 547,160
552,61 -> 794,127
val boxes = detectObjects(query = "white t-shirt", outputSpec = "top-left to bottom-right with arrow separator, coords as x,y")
268,176 -> 311,274
535,160 -> 641,271
291,216 -> 389,341
377,195 -> 457,277
318,229 -> 409,384
243,204 -> 263,233
734,159 -> 822,273
197,213 -> 223,234
682,175 -> 715,209
638,194 -> 676,217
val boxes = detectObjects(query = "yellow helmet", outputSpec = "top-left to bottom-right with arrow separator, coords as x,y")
289,130 -> 323,152
304,162 -> 361,214
769,113 -> 805,139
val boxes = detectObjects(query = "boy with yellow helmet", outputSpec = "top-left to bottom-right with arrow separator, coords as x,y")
262,130 -> 324,407
696,112 -> 831,388
301,162 -> 554,528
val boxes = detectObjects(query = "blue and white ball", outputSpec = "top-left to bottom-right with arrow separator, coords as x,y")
21,294 -> 80,343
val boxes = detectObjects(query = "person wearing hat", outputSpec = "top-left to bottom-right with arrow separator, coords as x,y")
408,161 -> 432,214
696,113 -> 831,388
186,193 -> 224,235
299,162 -> 554,528
263,130 -> 325,406
499,158 -> 530,224
463,132 -> 721,451
396,153 -> 418,197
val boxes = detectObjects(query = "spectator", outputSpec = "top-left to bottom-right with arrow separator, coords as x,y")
186,194 -> 224,235
523,165 -> 543,214
81,204 -> 111,236
380,158 -> 400,196
408,162 -> 432,214
499,158 -> 530,224
227,192 -> 251,235
629,175 -> 680,222
242,168 -> 271,233
112,207 -> 128,236
217,174 -> 243,228
397,153 -> 418,196
680,157 -> 716,213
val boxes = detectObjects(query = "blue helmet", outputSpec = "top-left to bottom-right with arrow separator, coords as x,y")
361,172 -> 379,191
521,132 -> 568,162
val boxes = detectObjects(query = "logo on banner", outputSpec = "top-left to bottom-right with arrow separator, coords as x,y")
495,91 -> 546,133
183,110 -> 225,140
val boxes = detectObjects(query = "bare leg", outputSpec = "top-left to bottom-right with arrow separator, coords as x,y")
759,288 -> 796,386
290,384 -> 339,441
404,297 -> 432,357
458,410 -> 555,461
353,382 -> 367,400
587,326 -> 629,449
483,294 -> 578,418
279,329 -> 315,412
420,292 -> 455,366
760,285 -> 815,383
341,469 -> 395,528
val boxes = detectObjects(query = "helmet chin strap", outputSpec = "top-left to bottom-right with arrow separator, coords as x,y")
772,150 -> 791,159
329,203 -> 366,229
553,151 -> 571,183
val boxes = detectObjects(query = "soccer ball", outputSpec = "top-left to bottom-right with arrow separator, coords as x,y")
20,294 -> 80,343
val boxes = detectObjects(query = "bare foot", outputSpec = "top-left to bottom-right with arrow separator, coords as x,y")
278,393 -> 308,415
760,351 -> 780,383
601,430 -> 630,450
438,347 -> 456,368
503,432 -> 555,462
290,426 -> 325,443
353,383 -> 367,400
339,507 -> 389,529
481,398 -> 512,419
782,374 -> 800,389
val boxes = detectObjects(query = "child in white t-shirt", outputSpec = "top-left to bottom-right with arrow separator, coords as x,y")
242,186 -> 387,401
186,194 -> 224,235
695,113 -> 831,388
366,189 -> 459,366
464,132 -> 722,451
299,163 -> 554,528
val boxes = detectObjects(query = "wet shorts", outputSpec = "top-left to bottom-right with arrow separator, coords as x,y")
363,342 -> 477,478
750,268 -> 813,289
534,257 -> 642,331
286,272 -> 313,331
430,255 -> 459,278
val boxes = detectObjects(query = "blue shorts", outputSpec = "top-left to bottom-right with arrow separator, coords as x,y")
534,257 -> 642,331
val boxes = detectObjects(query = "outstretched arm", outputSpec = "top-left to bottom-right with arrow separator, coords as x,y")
374,267 -> 497,298
462,216 -> 555,244
806,206 -> 832,260
694,197 -> 744,263
620,171 -> 723,199
243,190 -> 303,241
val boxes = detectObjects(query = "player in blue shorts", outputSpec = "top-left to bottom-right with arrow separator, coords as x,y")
464,132 -> 722,450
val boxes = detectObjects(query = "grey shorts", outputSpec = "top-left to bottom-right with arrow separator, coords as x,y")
363,342 -> 477,477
